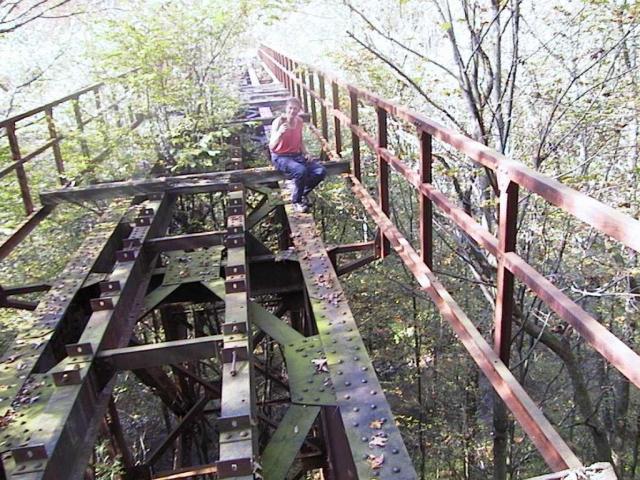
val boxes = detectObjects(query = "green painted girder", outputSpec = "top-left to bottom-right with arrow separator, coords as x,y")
261,404 -> 321,480
162,247 -> 224,285
142,284 -> 180,316
246,201 -> 279,230
283,335 -> 336,406
202,279 -> 226,300
248,303 -> 304,346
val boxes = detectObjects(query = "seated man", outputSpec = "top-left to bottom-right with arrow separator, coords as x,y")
269,97 -> 326,213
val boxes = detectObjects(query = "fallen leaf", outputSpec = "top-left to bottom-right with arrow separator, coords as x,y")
369,433 -> 388,448
312,358 -> 328,373
369,419 -> 386,429
367,454 -> 384,469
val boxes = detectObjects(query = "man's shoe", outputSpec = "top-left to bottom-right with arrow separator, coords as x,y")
301,194 -> 313,206
293,202 -> 309,213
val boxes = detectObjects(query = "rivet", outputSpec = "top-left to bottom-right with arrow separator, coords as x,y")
370,390 -> 377,395
393,467 -> 401,473
353,356 -> 359,361
371,404 -> 377,409
338,371 -> 343,375
344,395 -> 351,400
353,422 -> 360,427
392,448 -> 399,454
353,407 -> 359,412
362,436 -> 368,442
362,379 -> 368,383
345,381 -> 351,386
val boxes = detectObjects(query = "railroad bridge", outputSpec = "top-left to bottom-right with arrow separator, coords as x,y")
0,46 -> 632,479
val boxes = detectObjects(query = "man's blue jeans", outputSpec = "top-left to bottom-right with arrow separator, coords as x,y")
271,153 -> 326,203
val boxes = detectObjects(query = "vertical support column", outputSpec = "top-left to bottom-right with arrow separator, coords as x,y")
318,74 -> 328,141
309,73 -> 318,128
72,97 -> 91,159
349,90 -> 361,180
331,81 -> 342,156
6,123 -> 34,215
44,108 -> 66,185
376,106 -> 390,257
494,170 -> 518,362
217,183 -> 256,479
419,131 -> 433,269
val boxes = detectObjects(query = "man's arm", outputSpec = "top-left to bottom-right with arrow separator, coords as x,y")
269,117 -> 285,150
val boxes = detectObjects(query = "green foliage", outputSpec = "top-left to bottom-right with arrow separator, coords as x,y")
91,0 -> 258,172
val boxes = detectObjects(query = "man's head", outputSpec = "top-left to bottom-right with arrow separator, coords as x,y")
284,97 -> 302,121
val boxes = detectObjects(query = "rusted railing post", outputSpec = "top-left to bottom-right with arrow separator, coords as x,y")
332,81 -> 342,156
494,171 -> 518,362
44,108 -> 66,185
294,61 -> 302,100
287,58 -> 294,94
72,97 -> 91,159
309,73 -> 318,128
349,91 -> 361,180
419,131 -> 433,269
301,68 -> 309,115
318,74 -> 328,141
376,106 -> 390,257
493,171 -> 518,479
6,123 -> 34,214
280,54 -> 287,90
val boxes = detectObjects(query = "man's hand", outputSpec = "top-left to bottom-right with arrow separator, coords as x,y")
277,122 -> 289,137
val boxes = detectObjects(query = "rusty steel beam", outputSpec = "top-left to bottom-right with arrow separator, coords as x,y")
0,197 -> 175,479
376,106 -> 390,258
39,161 -> 349,205
144,231 -> 226,253
146,396 -> 211,467
326,241 -> 375,255
285,202 -> 417,479
419,131 -> 433,269
0,205 -> 55,261
5,123 -> 34,214
335,253 -> 377,277
216,185 -> 256,480
349,91 -> 361,180
97,335 -> 224,371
